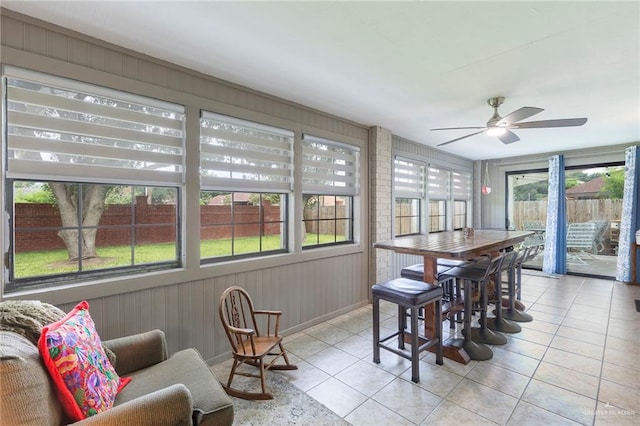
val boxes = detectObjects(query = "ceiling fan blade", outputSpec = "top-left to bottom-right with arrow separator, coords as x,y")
437,130 -> 486,146
497,129 -> 520,144
497,107 -> 544,126
431,126 -> 486,131
513,118 -> 588,128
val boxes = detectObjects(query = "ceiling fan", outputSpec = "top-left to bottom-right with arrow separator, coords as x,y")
432,97 -> 587,146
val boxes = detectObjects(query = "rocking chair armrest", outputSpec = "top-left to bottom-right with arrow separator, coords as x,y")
227,325 -> 256,336
254,309 -> 282,316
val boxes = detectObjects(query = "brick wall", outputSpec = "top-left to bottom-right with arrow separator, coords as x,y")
14,197 -> 282,252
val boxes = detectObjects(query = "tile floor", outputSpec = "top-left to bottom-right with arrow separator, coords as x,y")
214,272 -> 640,425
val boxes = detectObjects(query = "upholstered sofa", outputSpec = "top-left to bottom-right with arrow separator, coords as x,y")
0,328 -> 234,425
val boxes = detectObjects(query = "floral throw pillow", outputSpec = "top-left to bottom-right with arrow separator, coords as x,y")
37,301 -> 131,421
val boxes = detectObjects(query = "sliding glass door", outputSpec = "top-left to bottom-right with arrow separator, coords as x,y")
506,162 -> 624,278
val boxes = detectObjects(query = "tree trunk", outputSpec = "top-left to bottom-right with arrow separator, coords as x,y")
50,183 -> 107,261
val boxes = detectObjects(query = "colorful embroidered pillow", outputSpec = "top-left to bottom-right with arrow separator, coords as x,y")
37,301 -> 131,421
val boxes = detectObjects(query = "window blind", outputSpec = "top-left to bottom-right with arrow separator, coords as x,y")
5,67 -> 185,185
394,157 -> 425,198
452,171 -> 472,200
200,112 -> 293,192
302,135 -> 359,196
427,166 -> 451,200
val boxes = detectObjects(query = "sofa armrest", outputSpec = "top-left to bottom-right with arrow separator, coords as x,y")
103,329 -> 168,376
74,384 -> 193,426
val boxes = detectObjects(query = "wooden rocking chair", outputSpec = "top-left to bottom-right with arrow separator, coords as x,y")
218,286 -> 297,400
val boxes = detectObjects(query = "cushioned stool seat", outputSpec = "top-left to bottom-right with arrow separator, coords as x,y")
372,278 -> 443,383
400,263 -> 454,281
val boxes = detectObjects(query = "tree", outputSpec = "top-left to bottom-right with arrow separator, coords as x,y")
49,183 -> 106,260
599,169 -> 625,199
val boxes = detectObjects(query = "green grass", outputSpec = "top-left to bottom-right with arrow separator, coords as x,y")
13,234 -> 344,278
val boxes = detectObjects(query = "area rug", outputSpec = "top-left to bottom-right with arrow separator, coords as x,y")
221,372 -> 348,425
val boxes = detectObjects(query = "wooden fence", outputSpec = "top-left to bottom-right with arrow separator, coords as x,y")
512,199 -> 622,230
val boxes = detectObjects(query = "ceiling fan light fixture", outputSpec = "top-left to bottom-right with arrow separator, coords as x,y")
486,127 -> 506,136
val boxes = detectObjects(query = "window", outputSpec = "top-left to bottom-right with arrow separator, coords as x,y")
199,112 -> 293,261
4,67 -> 185,291
429,200 -> 447,232
394,157 -> 425,236
302,135 -> 358,248
452,171 -> 471,230
427,166 -> 450,233
453,201 -> 467,230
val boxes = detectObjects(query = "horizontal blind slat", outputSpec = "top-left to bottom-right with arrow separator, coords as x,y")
8,86 -> 183,130
199,113 -> 293,192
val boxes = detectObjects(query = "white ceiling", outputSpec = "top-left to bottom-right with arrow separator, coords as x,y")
3,1 -> 639,160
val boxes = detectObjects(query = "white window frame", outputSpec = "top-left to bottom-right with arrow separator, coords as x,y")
3,67 -> 186,292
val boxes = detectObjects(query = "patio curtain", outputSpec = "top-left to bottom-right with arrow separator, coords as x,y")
616,145 -> 639,283
543,155 -> 567,274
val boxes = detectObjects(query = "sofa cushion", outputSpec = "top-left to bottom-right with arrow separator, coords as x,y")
117,348 -> 234,425
0,331 -> 66,426
38,301 -> 131,421
0,299 -> 117,367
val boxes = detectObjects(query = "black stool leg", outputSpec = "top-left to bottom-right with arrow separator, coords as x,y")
398,305 -> 406,350
434,298 -> 443,366
410,306 -> 420,383
373,295 -> 380,364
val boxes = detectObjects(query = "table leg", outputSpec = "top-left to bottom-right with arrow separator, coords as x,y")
422,256 -> 471,365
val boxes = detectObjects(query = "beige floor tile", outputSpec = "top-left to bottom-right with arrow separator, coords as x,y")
522,379 -> 596,425
305,346 -> 359,376
606,335 -> 640,355
598,379 -> 640,414
507,401 -> 582,425
501,335 -> 548,359
603,346 -> 640,372
550,335 -> 604,360
561,316 -> 608,334
446,378 -> 519,424
407,359 -> 464,398
307,377 -> 367,418
519,318 -> 560,334
335,360 -> 396,397
487,347 -> 540,377
345,398 -> 414,426
523,310 -> 565,325
285,333 -> 330,359
542,347 -> 602,377
372,377 -> 442,424
527,303 -> 568,316
333,333 -> 373,359
601,362 -> 640,391
465,361 -> 530,398
305,322 -> 355,345
275,359 -> 331,392
534,361 -> 599,399
422,399 -> 498,425
556,325 -> 606,346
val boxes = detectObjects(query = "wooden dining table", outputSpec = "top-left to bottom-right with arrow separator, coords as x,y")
373,229 -> 533,364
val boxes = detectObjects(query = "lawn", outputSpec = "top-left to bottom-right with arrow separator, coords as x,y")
14,234 -> 343,278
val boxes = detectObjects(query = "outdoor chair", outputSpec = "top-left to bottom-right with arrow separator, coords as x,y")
566,222 -> 598,263
218,286 -> 297,400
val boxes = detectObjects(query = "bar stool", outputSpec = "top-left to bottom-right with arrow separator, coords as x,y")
372,278 -> 443,383
440,253 -> 506,361
486,250 -> 522,333
400,262 -> 461,332
502,246 -> 536,322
